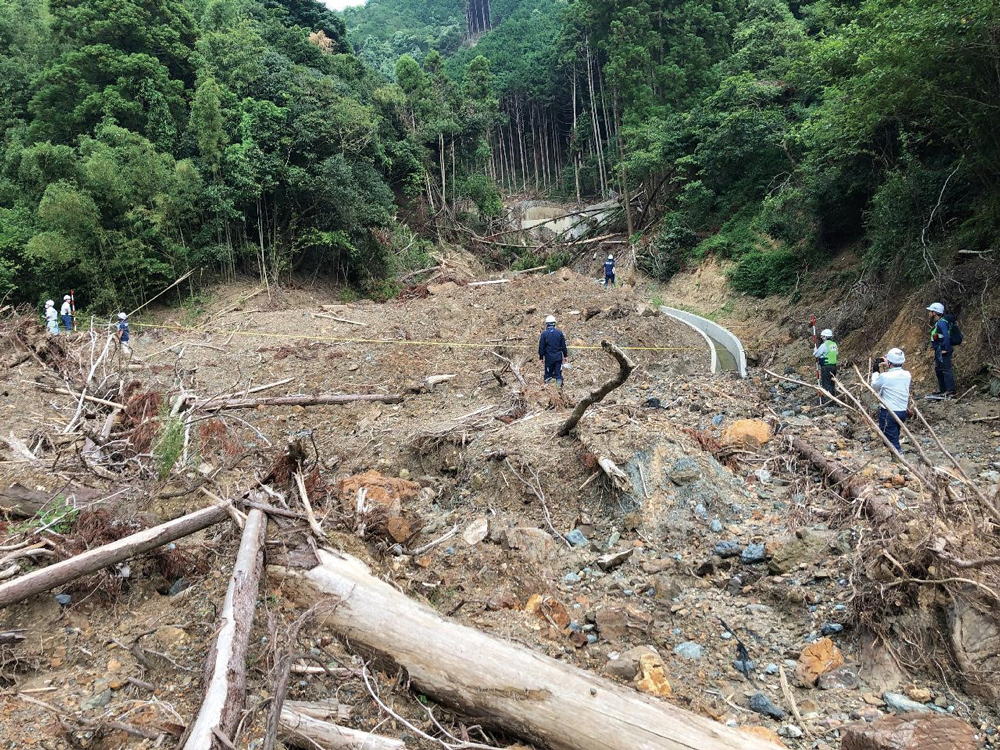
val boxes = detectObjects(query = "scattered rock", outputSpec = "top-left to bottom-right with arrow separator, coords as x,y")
668,457 -> 701,484
714,540 -> 743,558
605,657 -> 638,681
905,687 -> 932,703
841,713 -> 977,750
636,652 -> 672,698
749,691 -> 786,720
54,593 -> 71,606
767,529 -> 835,574
167,577 -> 191,596
486,592 -> 519,611
597,548 -> 633,571
741,543 -> 766,564
722,419 -> 773,447
818,666 -> 859,691
502,527 -> 555,563
672,641 -> 703,661
462,517 -> 489,546
651,573 -> 682,600
81,689 -> 112,711
738,726 -> 787,747
778,725 -> 804,739
882,693 -> 935,715
565,528 -> 588,547
525,594 -> 570,631
795,637 -> 845,687
594,606 -> 652,640
821,622 -> 844,636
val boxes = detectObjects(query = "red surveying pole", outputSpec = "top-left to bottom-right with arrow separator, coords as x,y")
70,289 -> 76,332
811,314 -> 821,405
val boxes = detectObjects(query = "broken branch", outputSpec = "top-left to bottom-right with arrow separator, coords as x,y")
557,340 -> 634,437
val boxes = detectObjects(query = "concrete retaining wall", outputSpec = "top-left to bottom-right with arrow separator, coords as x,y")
659,306 -> 748,378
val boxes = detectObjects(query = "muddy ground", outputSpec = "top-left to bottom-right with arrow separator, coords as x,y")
0,263 -> 998,749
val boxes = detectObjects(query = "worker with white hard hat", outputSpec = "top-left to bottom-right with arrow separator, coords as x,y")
871,347 -> 911,451
116,312 -> 131,354
43,299 -> 58,335
812,328 -> 838,406
603,254 -> 616,288
538,314 -> 568,387
926,302 -> 955,398
59,294 -> 73,333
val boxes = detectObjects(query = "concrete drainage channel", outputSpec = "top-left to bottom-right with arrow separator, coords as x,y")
659,306 -> 748,378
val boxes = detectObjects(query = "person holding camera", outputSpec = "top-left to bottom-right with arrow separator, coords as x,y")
871,348 -> 911,451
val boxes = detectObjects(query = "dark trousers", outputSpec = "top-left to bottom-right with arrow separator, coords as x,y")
604,273 -> 615,287
878,408 -> 908,451
543,359 -> 563,384
820,364 -> 837,403
934,352 -> 955,394
61,314 -> 72,332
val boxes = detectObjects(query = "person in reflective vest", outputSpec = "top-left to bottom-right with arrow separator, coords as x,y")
538,315 -> 568,387
603,255 -> 616,287
813,328 -> 838,405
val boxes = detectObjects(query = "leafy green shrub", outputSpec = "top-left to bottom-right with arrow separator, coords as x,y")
545,251 -> 570,272
512,251 -> 543,271
727,248 -> 798,297
154,415 -> 185,479
460,174 -> 503,219
638,213 -> 697,281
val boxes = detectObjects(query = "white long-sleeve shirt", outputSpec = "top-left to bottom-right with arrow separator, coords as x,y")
44,306 -> 57,323
871,367 -> 911,412
60,300 -> 71,316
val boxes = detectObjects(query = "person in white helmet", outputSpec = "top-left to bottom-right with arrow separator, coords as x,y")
538,315 -> 568,386
925,302 -> 955,398
603,254 -> 616,287
812,328 -> 838,405
59,294 -> 73,333
871,347 -> 911,451
43,300 -> 58,335
116,312 -> 131,354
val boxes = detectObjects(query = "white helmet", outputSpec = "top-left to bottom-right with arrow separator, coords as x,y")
926,302 -> 945,315
886,348 -> 905,365
545,315 -> 556,325
45,300 -> 54,307
63,295 -> 71,301
117,312 -> 127,320
608,254 -> 614,260
821,329 -> 833,339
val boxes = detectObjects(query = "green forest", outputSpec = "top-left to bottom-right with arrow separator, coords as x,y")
1,0 -> 998,310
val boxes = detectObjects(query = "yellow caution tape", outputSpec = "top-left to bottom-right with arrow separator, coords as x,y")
132,322 -> 701,353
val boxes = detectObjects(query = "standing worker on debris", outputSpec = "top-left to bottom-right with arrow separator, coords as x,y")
926,302 -> 957,399
538,315 -> 568,387
43,299 -> 58,335
59,295 -> 73,333
116,312 -> 131,354
812,328 -> 838,405
871,348 -> 911,451
603,254 -> 616,287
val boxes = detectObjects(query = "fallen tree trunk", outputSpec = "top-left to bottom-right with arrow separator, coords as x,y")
280,708 -> 405,750
557,340 -> 634,437
789,436 -> 894,525
183,508 -> 267,750
272,550 -> 781,750
0,504 -> 230,608
598,456 -> 631,493
192,394 -> 403,411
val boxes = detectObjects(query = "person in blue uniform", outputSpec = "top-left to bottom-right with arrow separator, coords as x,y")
538,315 -> 568,387
926,302 -> 955,398
603,254 -> 616,287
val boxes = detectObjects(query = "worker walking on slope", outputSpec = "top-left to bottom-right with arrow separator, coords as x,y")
603,254 -> 616,287
871,348 -> 911,452
538,315 -> 568,387
43,300 -> 58,335
59,295 -> 73,333
812,328 -> 838,405
926,302 -> 956,399
116,312 -> 131,355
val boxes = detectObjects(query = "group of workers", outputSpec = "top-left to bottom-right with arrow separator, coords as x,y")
813,301 -> 960,452
41,296 -> 131,350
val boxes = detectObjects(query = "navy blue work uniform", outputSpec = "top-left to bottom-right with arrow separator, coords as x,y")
603,258 -> 616,287
538,325 -> 568,385
930,318 -> 954,395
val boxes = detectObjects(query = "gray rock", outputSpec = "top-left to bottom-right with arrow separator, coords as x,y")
778,724 -> 804,739
714,540 -> 742,558
669,457 -> 701,485
597,548 -> 633,571
764,663 -> 780,675
741,543 -> 766,564
563,572 -> 582,584
673,642 -> 703,661
821,622 -> 844,636
81,689 -> 112,711
749,691 -> 786,720
565,528 -> 589,547
734,658 -> 756,675
710,519 -> 723,533
54,593 -> 72,606
712,414 -> 725,427
818,666 -> 858,690
168,577 -> 191,596
883,692 -> 937,714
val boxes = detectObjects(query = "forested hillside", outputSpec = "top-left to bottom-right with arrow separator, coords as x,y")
343,0 -> 1000,299
0,0 -> 427,309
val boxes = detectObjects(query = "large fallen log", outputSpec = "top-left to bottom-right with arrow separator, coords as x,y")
0,504 -> 230,608
280,708 -> 405,750
557,340 -> 634,437
272,550 -> 781,750
789,436 -> 894,524
192,393 -> 403,411
183,508 -> 267,750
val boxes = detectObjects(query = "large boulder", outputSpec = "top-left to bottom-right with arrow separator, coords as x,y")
794,637 -> 845,687
841,713 -> 977,750
722,419 -> 772,447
